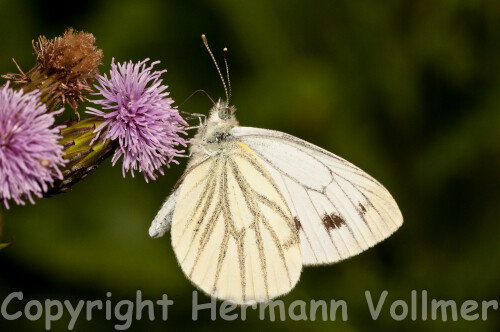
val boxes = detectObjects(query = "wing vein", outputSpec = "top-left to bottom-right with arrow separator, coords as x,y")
278,172 -> 318,261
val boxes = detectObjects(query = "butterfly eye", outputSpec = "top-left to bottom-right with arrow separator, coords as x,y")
218,107 -> 231,120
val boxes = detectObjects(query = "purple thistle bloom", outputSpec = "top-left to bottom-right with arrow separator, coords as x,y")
87,59 -> 188,181
0,82 -> 66,209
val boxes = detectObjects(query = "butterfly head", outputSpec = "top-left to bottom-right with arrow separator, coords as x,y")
206,99 -> 238,130
215,99 -> 235,120
198,99 -> 238,147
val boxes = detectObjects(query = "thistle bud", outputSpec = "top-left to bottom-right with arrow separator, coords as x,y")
45,117 -> 117,195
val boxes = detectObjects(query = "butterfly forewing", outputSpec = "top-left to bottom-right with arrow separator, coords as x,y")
170,141 -> 302,304
231,127 -> 403,266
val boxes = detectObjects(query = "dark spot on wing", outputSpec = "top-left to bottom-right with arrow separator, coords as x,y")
358,203 -> 367,214
322,213 -> 346,231
294,216 -> 302,231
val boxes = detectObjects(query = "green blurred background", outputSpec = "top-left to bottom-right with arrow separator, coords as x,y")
1,0 -> 499,331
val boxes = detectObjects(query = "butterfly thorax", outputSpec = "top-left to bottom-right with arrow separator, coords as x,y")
188,100 -> 238,166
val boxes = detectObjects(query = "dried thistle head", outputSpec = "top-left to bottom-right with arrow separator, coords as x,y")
3,28 -> 103,113
35,28 -> 102,82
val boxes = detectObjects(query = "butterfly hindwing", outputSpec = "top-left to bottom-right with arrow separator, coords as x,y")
149,184 -> 181,238
170,141 -> 302,304
232,126 -> 403,266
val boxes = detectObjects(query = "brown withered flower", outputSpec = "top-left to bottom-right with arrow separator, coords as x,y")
3,28 -> 103,114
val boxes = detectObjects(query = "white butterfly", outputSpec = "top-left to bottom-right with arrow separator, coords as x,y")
149,36 -> 403,305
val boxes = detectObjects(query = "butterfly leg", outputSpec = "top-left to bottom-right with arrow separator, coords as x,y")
176,151 -> 193,158
182,112 -> 207,130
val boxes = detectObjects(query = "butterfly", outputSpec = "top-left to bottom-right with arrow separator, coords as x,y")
149,35 -> 403,305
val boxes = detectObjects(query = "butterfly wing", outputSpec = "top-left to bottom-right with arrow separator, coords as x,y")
170,141 -> 302,304
150,155 -> 211,238
231,126 -> 403,266
149,184 -> 181,238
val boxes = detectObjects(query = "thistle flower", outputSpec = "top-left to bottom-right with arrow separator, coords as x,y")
87,59 -> 188,182
0,82 -> 66,208
3,28 -> 103,113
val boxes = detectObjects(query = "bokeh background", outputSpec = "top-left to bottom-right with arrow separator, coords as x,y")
1,0 -> 499,331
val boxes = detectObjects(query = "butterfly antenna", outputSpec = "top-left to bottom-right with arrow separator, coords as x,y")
201,34 -> 229,103
179,89 -> 216,107
223,47 -> 231,103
